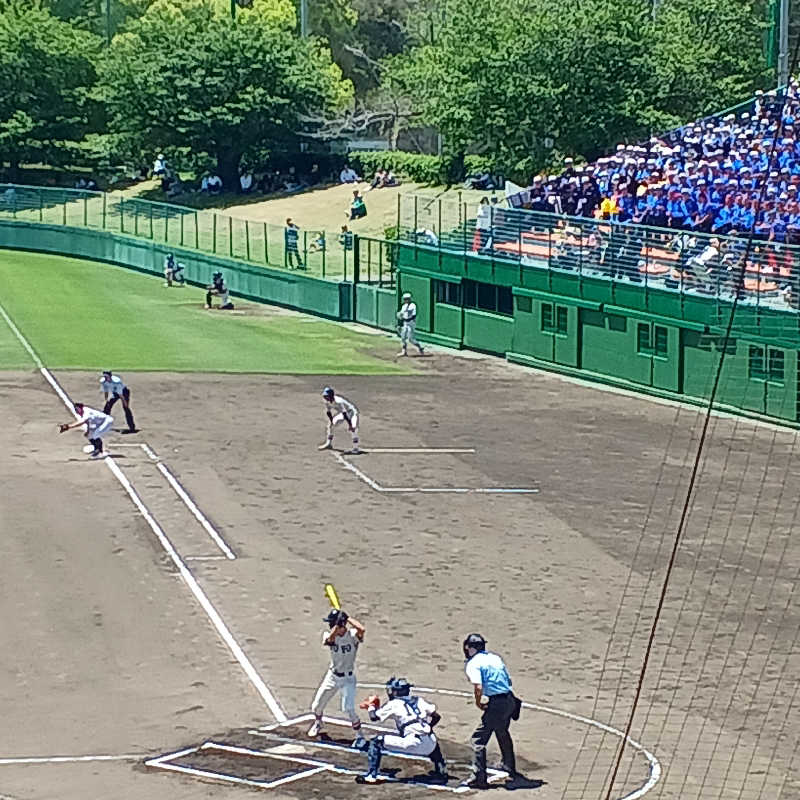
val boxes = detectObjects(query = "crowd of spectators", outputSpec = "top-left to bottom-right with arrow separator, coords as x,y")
509,80 -> 800,245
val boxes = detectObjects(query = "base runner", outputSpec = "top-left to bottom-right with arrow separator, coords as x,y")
308,609 -> 366,748
318,386 -> 361,454
356,678 -> 448,785
58,402 -> 114,458
100,370 -> 136,433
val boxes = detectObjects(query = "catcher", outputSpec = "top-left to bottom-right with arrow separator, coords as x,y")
58,402 -> 114,458
356,677 -> 448,785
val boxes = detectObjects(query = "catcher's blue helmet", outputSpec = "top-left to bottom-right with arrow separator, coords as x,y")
386,677 -> 412,699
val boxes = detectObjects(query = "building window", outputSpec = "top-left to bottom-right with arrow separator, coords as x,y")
638,323 -> 668,356
516,295 -> 532,313
462,280 -> 513,316
542,302 -> 569,334
637,323 -> 651,353
434,280 -> 461,306
749,345 -> 766,380
768,348 -> 785,383
654,325 -> 668,357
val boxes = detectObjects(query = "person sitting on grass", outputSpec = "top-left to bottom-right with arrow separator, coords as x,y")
340,163 -> 361,184
207,173 -> 223,194
348,190 -> 367,220
309,231 -> 326,253
205,270 -> 234,309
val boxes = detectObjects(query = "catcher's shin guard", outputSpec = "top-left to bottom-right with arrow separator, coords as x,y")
366,736 -> 383,775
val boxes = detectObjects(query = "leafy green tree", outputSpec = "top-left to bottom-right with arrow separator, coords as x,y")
0,1 -> 100,179
93,0 -> 352,186
389,0 -> 772,180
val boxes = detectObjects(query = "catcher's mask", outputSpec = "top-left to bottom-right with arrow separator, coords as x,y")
386,677 -> 412,699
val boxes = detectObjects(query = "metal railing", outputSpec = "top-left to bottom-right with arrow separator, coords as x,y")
0,184 -> 365,282
399,194 -> 800,314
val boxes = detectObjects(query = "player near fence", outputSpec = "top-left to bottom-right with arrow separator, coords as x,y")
396,292 -> 425,357
58,402 -> 114,458
100,370 -> 136,433
356,677 -> 448,785
318,387 -> 361,454
308,608 -> 366,747
163,253 -> 185,286
205,271 -> 234,309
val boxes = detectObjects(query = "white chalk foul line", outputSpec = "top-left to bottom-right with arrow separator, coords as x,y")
363,448 -> 476,454
333,453 -> 538,495
0,754 -> 142,766
357,684 -> 661,800
0,299 -> 285,723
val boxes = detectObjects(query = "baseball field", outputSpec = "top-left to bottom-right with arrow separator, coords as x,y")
0,249 -> 797,800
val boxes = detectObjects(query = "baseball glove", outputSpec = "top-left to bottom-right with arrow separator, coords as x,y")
58,423 -> 70,433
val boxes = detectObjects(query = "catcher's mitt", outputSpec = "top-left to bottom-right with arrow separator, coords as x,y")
58,423 -> 70,433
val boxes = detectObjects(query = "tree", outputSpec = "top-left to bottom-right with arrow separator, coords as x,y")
0,1 -> 100,179
388,0 -> 773,180
93,0 -> 353,186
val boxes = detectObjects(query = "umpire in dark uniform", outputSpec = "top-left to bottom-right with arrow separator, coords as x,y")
461,633 -> 521,789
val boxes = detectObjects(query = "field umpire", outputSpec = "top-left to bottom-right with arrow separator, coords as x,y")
461,633 -> 522,789
100,370 -> 136,433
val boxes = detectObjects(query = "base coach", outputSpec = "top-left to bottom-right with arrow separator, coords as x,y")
461,633 -> 522,789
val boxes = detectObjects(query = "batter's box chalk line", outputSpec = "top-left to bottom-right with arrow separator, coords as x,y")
333,452 -> 539,494
146,714 -> 503,794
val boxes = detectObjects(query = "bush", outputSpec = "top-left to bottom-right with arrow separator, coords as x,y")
349,151 -> 446,184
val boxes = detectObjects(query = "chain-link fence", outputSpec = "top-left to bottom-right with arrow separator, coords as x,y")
0,184 -> 358,282
398,193 -> 800,313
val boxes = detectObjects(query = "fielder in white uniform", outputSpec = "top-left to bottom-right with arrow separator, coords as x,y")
397,292 -> 424,357
58,402 -> 114,458
318,386 -> 360,454
308,609 -> 366,747
356,677 -> 448,785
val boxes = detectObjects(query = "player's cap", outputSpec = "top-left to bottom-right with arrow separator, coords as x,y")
402,292 -> 411,300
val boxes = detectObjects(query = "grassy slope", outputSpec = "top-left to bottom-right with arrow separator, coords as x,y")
0,251 -> 410,374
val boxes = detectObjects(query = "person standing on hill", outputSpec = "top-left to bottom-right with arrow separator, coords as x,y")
285,218 -> 304,269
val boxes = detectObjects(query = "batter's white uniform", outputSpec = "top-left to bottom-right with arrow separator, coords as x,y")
325,394 -> 359,447
78,405 -> 114,440
311,628 -> 361,725
374,696 -> 439,756
398,301 -> 424,353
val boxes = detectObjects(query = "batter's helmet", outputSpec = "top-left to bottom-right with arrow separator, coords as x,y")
324,609 -> 348,628
386,677 -> 412,699
322,386 -> 335,401
463,633 -> 487,658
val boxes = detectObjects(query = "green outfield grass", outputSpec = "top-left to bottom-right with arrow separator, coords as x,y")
0,251 -> 411,374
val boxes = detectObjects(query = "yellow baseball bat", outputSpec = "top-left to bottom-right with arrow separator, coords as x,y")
324,583 -> 341,610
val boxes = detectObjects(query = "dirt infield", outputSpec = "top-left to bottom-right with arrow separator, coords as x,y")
0,350 -> 797,799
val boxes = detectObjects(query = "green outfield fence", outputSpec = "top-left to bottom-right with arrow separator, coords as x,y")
0,183 -> 393,286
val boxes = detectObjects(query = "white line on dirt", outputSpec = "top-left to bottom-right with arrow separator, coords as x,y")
0,299 -> 286,723
0,754 -> 142,766
357,683 -> 661,800
333,453 -> 538,494
363,448 -> 476,454
154,460 -> 236,559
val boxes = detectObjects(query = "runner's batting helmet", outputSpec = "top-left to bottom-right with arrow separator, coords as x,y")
322,386 -> 335,401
